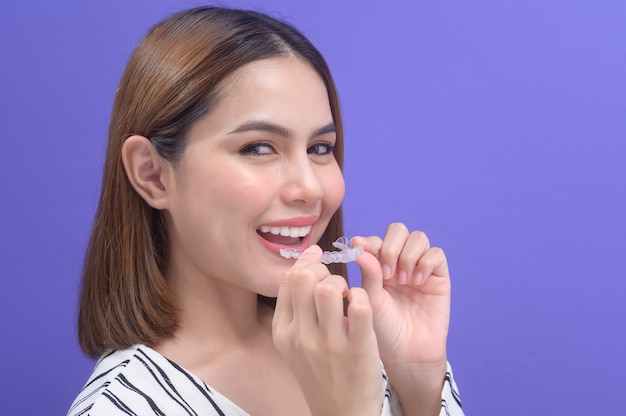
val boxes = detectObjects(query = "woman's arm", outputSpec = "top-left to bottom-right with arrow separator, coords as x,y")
382,362 -> 464,416
352,224 -> 464,416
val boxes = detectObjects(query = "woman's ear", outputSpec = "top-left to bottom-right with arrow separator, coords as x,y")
121,135 -> 172,210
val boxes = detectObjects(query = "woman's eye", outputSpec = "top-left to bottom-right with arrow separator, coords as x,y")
240,142 -> 276,156
308,142 -> 334,155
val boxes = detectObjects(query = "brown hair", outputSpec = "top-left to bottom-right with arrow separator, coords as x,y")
78,6 -> 346,358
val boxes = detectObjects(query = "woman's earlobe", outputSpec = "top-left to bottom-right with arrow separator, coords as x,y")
121,135 -> 170,209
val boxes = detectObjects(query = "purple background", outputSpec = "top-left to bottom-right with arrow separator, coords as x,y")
1,1 -> 624,414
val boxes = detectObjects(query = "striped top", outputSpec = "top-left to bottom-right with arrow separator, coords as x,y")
68,345 -> 464,415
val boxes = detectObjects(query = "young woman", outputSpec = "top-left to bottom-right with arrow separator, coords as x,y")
68,6 -> 463,416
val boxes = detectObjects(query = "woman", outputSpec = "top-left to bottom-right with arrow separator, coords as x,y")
69,6 -> 463,416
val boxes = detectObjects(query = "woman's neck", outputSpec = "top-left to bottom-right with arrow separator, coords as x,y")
154,263 -> 274,358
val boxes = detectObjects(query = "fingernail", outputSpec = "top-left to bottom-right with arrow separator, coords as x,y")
382,265 -> 392,280
353,236 -> 367,250
399,270 -> 408,285
415,272 -> 424,285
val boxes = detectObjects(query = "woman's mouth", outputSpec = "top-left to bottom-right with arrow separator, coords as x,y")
256,216 -> 318,255
257,225 -> 312,246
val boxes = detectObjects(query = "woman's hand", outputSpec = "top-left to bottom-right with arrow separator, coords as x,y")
352,223 -> 451,415
272,245 -> 383,416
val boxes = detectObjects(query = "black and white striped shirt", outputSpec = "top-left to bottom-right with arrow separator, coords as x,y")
68,345 -> 463,415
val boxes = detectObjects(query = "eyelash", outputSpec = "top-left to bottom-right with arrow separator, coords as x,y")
239,142 -> 275,156
239,141 -> 335,156
308,142 -> 335,155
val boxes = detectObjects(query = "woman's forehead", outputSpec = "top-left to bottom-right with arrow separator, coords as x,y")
198,57 -> 334,133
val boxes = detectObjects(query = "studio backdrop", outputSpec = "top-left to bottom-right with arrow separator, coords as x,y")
1,1 -> 624,414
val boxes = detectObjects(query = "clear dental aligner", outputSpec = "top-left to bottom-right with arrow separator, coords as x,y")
280,236 -> 364,264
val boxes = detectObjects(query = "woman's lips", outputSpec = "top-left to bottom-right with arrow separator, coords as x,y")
259,215 -> 319,228
256,215 -> 318,257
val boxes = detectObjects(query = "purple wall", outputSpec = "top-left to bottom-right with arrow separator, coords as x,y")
1,1 -> 624,414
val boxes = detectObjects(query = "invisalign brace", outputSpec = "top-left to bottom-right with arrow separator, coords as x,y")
280,236 -> 363,264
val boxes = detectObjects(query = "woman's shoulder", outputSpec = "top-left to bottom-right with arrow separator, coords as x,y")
67,345 -> 160,416
67,345 -> 248,416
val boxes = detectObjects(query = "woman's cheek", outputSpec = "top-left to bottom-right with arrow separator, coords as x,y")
325,164 -> 345,209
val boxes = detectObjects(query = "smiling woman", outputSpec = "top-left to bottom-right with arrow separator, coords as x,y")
69,6 -> 463,416
124,57 -> 345,300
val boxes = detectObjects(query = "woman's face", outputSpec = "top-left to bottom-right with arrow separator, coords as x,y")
162,57 -> 345,297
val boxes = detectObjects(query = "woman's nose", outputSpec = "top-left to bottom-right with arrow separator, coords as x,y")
280,157 -> 324,205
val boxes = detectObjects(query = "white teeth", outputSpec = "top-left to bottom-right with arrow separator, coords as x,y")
259,225 -> 311,238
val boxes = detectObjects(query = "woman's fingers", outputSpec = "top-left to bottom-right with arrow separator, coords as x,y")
353,225 -> 448,288
273,273 -> 294,335
314,274 -> 349,340
397,230 -> 430,285
271,243 -> 387,414
411,246 -> 449,286
286,245 -> 327,331
274,245 -> 355,346
354,224 -> 420,283
378,223 -> 410,281
274,245 -> 325,348
351,248 -> 384,310
347,287 -> 375,344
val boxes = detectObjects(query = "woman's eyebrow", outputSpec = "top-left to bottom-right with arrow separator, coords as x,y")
228,121 -> 336,139
312,123 -> 336,138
